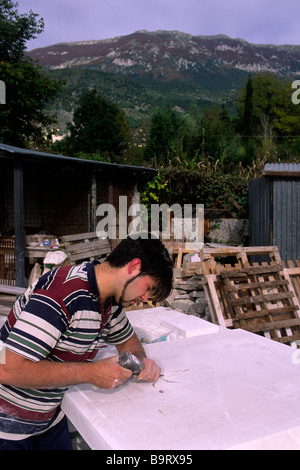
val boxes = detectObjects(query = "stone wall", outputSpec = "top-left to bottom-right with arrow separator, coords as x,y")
165,275 -> 209,318
163,250 -> 210,321
208,218 -> 249,245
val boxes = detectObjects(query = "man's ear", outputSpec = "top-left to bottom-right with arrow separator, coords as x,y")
128,258 -> 142,275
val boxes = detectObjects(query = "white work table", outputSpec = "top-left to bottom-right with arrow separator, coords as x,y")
62,308 -> 300,450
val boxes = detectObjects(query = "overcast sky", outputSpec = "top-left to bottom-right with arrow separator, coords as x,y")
18,0 -> 300,50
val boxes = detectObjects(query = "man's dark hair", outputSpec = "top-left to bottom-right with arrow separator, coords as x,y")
105,233 -> 173,302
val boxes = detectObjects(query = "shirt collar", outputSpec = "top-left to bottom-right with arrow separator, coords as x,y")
86,260 -> 101,297
87,260 -> 118,309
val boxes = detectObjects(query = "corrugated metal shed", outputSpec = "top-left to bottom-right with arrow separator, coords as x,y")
263,163 -> 300,177
249,163 -> 300,263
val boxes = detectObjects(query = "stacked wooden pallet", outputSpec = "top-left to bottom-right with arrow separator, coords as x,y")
198,246 -> 300,346
61,232 -> 111,265
282,259 -> 300,305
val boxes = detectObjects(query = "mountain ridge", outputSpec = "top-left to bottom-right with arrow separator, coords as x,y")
27,29 -> 300,77
29,29 -> 300,52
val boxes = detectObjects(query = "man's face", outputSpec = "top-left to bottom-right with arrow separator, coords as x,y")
118,273 -> 157,308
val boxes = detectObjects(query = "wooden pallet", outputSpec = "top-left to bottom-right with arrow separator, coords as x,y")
199,246 -> 300,346
61,232 -> 111,265
282,260 -> 300,304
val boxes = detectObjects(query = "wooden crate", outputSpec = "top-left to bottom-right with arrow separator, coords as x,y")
200,246 -> 300,346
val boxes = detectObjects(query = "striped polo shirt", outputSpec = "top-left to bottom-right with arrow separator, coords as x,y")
0,261 -> 134,440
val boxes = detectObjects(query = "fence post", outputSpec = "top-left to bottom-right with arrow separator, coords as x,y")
14,157 -> 26,287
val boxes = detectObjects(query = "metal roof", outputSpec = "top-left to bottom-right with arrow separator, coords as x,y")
263,163 -> 300,177
0,142 -> 157,174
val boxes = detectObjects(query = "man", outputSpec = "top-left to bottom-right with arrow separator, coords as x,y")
0,235 -> 173,450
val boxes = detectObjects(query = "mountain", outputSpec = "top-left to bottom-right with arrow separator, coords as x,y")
28,30 -> 300,76
26,30 -> 300,129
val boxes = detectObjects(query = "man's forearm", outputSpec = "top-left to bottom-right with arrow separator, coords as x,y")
0,333 -> 159,389
0,349 -> 133,390
0,349 -> 95,388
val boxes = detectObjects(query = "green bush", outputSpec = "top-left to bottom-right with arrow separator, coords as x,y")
141,168 -> 249,219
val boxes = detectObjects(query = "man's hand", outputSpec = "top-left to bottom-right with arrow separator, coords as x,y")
137,357 -> 161,383
92,355 -> 161,389
116,333 -> 161,383
91,356 -> 133,389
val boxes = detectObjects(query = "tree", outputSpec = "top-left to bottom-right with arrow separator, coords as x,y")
199,105 -> 243,169
0,0 -> 63,147
241,77 -> 254,137
0,0 -> 44,63
144,108 -> 191,166
238,77 -> 256,165
144,109 -> 173,166
236,73 -> 300,160
60,89 -> 131,160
